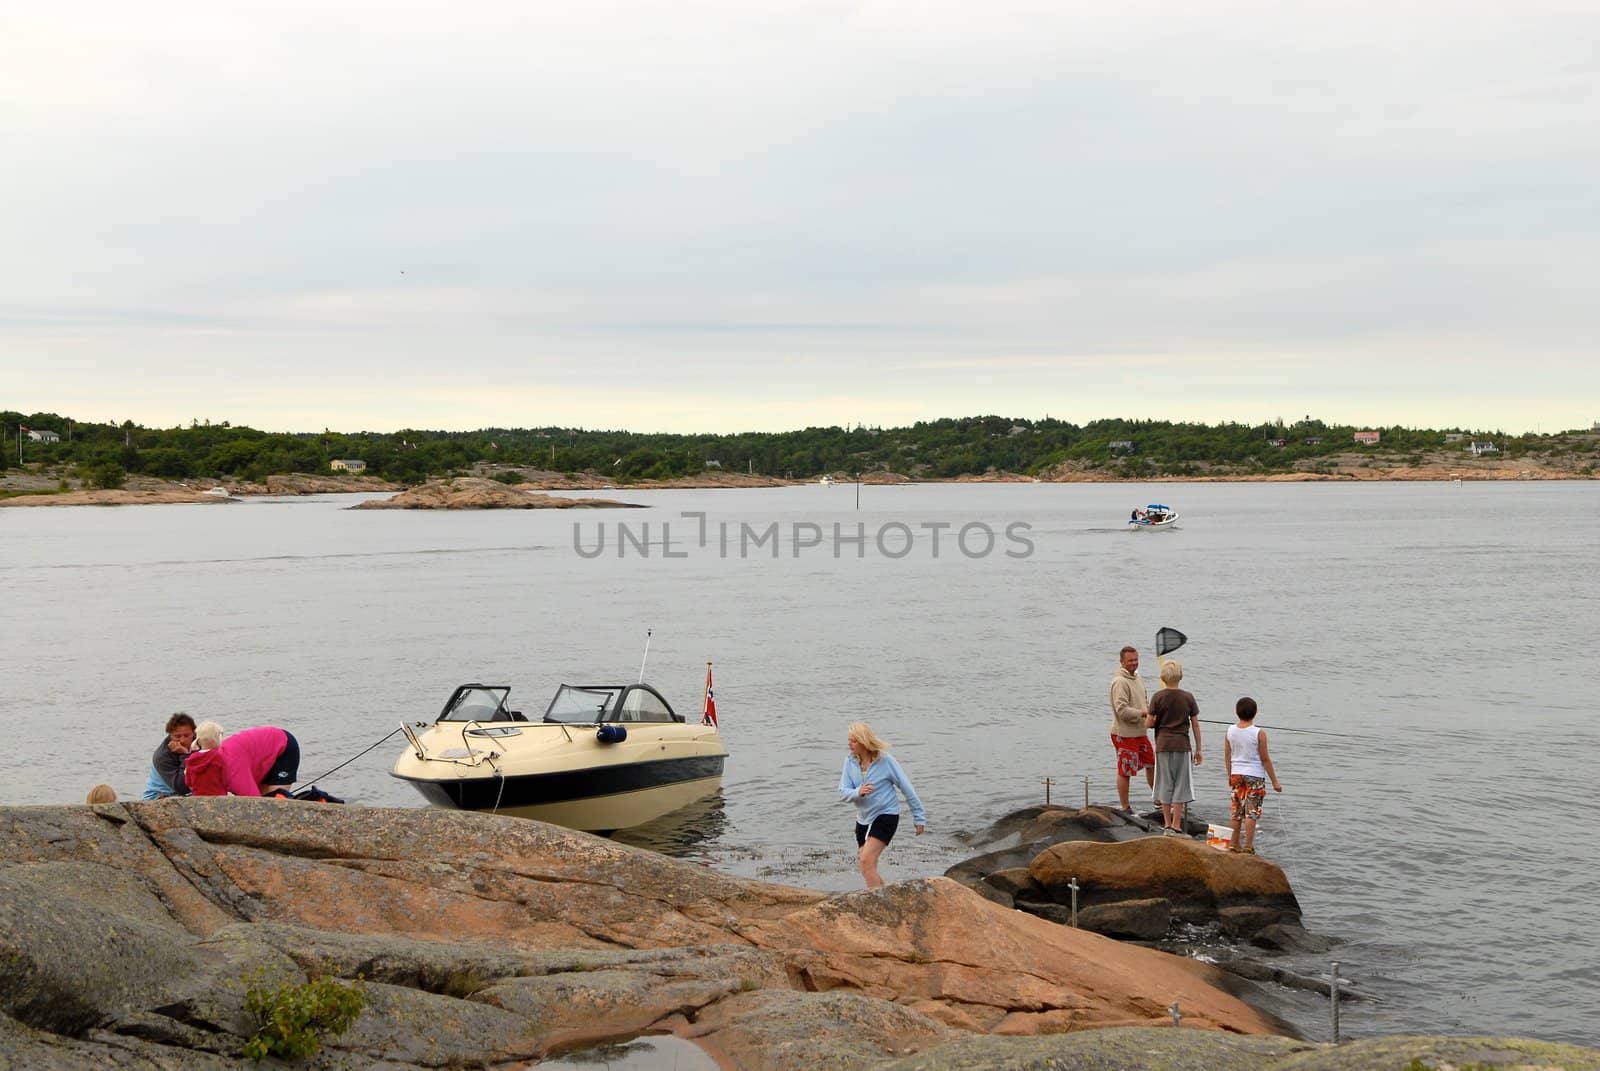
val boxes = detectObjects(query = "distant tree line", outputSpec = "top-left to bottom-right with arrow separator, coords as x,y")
1,409 -> 1591,486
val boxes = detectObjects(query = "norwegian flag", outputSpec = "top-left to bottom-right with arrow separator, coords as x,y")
701,662 -> 718,728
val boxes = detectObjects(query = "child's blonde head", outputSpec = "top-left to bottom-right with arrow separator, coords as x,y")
847,722 -> 889,767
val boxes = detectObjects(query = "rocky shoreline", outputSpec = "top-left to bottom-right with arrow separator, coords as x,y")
3,455 -> 1590,508
5,801 -> 1598,1070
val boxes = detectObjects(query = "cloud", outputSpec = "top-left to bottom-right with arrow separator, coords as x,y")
2,1 -> 1598,434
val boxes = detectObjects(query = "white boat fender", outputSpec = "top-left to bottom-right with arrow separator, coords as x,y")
597,725 -> 628,744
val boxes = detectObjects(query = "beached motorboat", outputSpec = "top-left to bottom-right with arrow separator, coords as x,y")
390,681 -> 726,832
1128,504 -> 1179,530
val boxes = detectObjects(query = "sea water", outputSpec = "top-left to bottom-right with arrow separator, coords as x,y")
2,480 -> 1595,1044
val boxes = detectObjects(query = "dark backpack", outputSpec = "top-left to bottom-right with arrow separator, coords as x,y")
290,785 -> 346,804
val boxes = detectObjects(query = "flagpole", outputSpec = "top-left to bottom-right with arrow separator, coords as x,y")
701,661 -> 717,727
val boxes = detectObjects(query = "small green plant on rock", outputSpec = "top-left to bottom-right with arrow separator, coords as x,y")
243,974 -> 365,1062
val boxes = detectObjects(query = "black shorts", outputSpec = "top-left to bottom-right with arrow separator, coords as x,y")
855,813 -> 900,847
263,732 -> 300,789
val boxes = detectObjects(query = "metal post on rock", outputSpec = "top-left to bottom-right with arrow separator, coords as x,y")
1068,877 -> 1079,928
1330,961 -> 1342,1042
1042,777 -> 1053,805
1083,776 -> 1090,808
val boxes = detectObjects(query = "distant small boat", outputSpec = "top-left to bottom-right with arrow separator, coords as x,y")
202,487 -> 231,498
818,475 -> 836,486
1128,504 -> 1178,530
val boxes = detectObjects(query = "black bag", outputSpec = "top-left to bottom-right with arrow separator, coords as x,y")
290,785 -> 346,804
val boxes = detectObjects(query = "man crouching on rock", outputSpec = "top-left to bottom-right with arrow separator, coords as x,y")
1109,645 -> 1155,814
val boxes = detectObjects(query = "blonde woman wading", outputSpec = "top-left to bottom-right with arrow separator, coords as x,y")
838,722 -> 927,888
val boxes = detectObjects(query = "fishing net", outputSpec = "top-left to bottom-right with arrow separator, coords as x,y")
1155,626 -> 1188,656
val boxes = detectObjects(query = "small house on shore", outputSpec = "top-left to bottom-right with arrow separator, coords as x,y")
1108,440 -> 1135,454
26,429 -> 61,444
1354,431 -> 1381,445
331,459 -> 367,473
1469,441 -> 1498,456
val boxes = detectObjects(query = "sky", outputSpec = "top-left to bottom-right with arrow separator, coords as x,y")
3,1 -> 1597,435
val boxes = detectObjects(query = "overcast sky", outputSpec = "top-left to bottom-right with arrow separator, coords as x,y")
3,1 -> 1597,434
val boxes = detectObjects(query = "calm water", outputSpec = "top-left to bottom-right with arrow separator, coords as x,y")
3,481 -> 1596,1045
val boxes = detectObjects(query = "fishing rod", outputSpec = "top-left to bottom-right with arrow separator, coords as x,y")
1195,719 -> 1360,740
638,628 -> 653,683
1150,626 -> 1363,741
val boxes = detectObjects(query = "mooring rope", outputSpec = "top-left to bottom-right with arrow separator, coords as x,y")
296,726 -> 405,787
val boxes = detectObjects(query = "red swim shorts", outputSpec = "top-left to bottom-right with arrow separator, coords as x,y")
1111,733 -> 1155,778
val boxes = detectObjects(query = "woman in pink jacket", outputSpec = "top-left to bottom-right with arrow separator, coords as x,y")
186,723 -> 300,797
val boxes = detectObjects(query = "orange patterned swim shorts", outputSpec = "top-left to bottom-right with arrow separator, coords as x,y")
1229,774 -> 1267,822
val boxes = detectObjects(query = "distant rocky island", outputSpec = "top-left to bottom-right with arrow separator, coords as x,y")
350,476 -> 641,510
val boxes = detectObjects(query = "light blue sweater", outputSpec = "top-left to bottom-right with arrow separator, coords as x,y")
839,753 -> 926,828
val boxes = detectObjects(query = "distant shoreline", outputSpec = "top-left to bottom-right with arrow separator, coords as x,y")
2,460 -> 1591,507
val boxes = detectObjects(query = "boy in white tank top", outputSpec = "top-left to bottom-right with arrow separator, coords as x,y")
1223,696 -> 1283,855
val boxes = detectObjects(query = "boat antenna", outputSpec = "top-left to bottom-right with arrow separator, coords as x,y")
638,628 -> 653,682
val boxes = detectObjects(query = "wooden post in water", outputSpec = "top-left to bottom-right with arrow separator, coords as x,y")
1083,776 -> 1090,808
1042,776 -> 1053,805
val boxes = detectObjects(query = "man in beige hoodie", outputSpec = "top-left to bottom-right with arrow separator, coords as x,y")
1109,645 -> 1155,813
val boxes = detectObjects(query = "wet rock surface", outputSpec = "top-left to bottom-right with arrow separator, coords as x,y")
946,805 -> 1311,940
944,804 -> 1338,1013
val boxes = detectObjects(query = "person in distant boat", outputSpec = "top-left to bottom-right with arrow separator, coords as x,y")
1224,697 -> 1282,855
838,721 -> 926,888
86,783 -> 117,804
1145,659 -> 1202,836
142,711 -> 197,800
1109,645 -> 1155,814
185,722 -> 300,798
1131,509 -> 1145,522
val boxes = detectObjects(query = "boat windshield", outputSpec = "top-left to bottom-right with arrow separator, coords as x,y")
544,685 -> 620,724
439,685 -> 512,722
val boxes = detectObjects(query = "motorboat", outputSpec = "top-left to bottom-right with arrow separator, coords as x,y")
1128,504 -> 1179,530
391,681 -> 727,832
202,486 -> 231,498
818,475 -> 837,486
